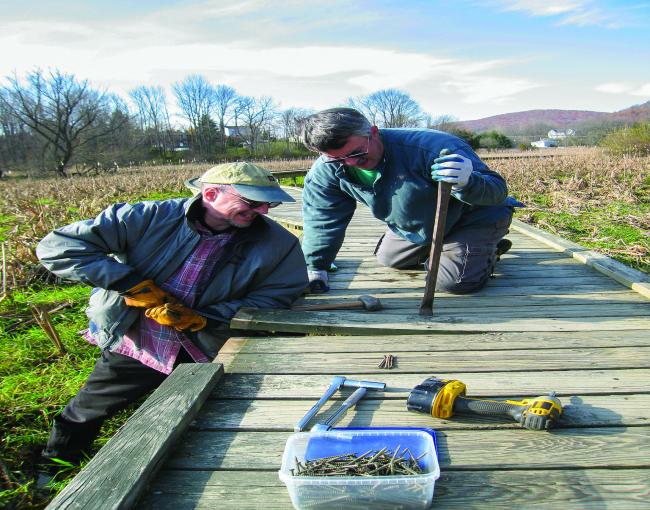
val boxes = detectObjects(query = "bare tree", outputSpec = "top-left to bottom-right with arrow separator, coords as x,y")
77,97 -> 139,168
0,89 -> 35,171
348,89 -> 424,128
129,85 -> 172,156
279,107 -> 313,151
0,69 -> 125,176
426,114 -> 459,131
233,96 -> 277,154
213,84 -> 237,152
173,75 -> 216,157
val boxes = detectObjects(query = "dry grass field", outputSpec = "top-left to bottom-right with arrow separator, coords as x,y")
1,147 -> 648,291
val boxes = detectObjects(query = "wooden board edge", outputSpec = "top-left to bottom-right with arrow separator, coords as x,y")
46,363 -> 224,510
511,219 -> 650,299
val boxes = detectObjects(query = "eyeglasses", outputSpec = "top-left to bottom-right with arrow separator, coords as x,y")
221,189 -> 281,209
321,135 -> 370,164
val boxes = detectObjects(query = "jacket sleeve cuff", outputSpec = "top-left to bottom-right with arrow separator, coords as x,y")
109,273 -> 147,293
206,317 -> 227,329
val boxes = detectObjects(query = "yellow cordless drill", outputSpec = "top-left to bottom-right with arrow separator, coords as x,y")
407,376 -> 562,430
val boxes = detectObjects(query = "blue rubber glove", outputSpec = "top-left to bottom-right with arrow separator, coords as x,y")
431,149 -> 472,189
307,269 -> 329,293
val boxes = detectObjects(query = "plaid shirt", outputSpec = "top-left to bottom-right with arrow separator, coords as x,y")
85,222 -> 234,374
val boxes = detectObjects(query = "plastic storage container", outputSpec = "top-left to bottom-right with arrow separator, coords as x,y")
279,429 -> 440,510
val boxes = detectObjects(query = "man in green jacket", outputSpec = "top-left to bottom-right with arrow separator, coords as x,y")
37,162 -> 307,463
300,107 -> 521,294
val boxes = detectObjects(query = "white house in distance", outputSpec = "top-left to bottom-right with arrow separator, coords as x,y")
224,126 -> 252,139
548,129 -> 576,140
531,128 -> 576,148
531,139 -> 559,148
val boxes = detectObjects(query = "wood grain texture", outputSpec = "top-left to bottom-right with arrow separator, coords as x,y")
211,369 -> 650,398
46,364 -> 223,510
164,427 -> 650,470
140,469 -> 650,509
220,330 -> 650,354
194,394 -> 650,430
231,308 -> 650,335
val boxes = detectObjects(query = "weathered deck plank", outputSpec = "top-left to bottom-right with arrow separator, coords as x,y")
163,428 -> 650,470
195,394 -> 650,430
210,370 -> 650,398
142,469 -> 650,510
231,308 -> 650,334
220,330 -> 650,354
216,346 -> 650,373
47,363 -> 223,510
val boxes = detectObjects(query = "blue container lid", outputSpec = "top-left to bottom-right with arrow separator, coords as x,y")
304,427 -> 438,469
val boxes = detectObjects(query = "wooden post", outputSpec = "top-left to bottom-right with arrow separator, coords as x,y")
1,241 -> 6,300
29,304 -> 66,355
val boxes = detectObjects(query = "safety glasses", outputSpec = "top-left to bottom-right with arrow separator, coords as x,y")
321,135 -> 370,164
221,189 -> 281,209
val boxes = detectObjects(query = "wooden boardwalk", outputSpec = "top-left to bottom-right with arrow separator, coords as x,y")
49,188 -> 650,509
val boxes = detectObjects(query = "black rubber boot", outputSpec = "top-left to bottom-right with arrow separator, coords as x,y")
41,414 -> 102,464
496,238 -> 512,260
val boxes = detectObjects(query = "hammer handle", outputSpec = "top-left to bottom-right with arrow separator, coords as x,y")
320,387 -> 368,429
295,382 -> 341,431
292,301 -> 362,312
420,181 -> 452,316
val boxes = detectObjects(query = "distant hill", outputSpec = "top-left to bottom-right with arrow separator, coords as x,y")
453,101 -> 650,133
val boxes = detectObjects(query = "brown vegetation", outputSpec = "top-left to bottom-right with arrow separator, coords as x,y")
1,149 -> 648,293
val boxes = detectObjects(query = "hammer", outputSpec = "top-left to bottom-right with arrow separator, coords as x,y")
295,376 -> 386,432
291,294 -> 382,312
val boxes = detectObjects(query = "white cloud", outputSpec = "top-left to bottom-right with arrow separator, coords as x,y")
439,76 -> 540,104
596,82 -> 633,94
490,0 -> 625,28
558,8 -> 622,28
596,82 -> 650,97
0,15 -> 536,109
144,0 -> 264,27
499,0 -> 586,16
632,83 -> 650,97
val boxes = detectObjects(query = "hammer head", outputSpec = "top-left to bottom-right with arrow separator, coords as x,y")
359,294 -> 382,311
341,377 -> 386,391
332,376 -> 386,392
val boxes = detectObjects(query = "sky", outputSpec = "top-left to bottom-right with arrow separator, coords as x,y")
0,0 -> 649,122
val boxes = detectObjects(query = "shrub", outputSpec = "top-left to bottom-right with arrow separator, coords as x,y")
600,123 -> 650,156
445,128 -> 480,149
478,131 -> 513,150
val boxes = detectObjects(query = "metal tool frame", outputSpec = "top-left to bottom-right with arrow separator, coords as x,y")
294,375 -> 386,432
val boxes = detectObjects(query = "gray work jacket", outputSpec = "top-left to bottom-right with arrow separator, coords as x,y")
36,194 -> 308,351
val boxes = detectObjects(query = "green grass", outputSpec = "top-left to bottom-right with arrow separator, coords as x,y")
130,190 -> 192,202
520,200 -> 649,273
0,284 -> 148,508
0,285 -> 94,507
278,175 -> 305,187
0,213 -> 16,242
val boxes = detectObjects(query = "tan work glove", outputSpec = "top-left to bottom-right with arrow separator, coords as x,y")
145,303 -> 207,332
123,279 -> 176,308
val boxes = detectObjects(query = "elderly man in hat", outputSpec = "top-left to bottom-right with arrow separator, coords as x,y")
37,162 -> 307,463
